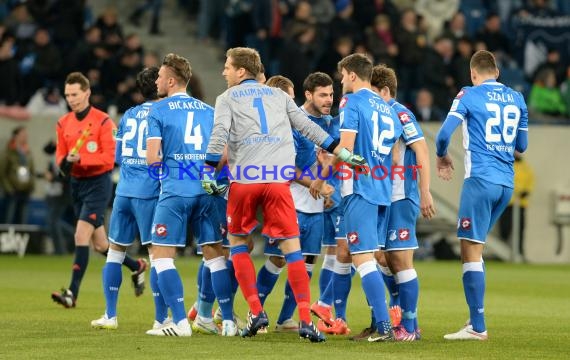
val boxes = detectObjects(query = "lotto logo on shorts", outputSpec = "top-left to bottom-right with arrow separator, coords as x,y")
460,218 -> 471,230
398,229 -> 410,241
155,224 -> 168,237
347,232 -> 359,244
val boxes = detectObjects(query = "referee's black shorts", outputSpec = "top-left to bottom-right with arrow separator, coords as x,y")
70,171 -> 112,228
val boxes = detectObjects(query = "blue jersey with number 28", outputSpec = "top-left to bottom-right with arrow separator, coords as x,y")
437,80 -> 528,188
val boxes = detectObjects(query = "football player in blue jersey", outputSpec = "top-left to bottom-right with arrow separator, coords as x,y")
331,53 -> 403,342
436,50 -> 528,340
90,67 -> 160,330
144,53 -> 236,337
368,64 -> 436,341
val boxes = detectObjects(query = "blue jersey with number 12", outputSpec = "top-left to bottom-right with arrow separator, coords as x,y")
115,102 -> 159,199
442,80 -> 528,188
339,88 -> 402,205
147,92 -> 214,197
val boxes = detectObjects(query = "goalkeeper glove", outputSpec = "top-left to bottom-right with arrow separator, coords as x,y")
337,148 -> 368,168
201,178 -> 228,196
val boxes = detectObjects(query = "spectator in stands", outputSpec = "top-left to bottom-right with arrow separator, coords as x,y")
421,36 -> 455,110
352,0 -> 400,33
279,22 -> 318,102
532,48 -> 566,86
66,26 -> 104,73
474,13 -> 511,58
395,8 -> 427,104
0,25 -> 21,107
328,0 -> 362,51
411,88 -> 445,122
365,14 -> 398,68
26,86 -> 68,117
19,27 -> 62,105
0,126 -> 35,224
129,0 -> 164,35
442,11 -> 467,44
196,0 -> 225,42
529,67 -> 566,117
452,36 -> 474,89
95,7 -> 123,53
415,0 -> 459,43
143,50 -> 159,67
514,0 -> 557,18
560,65 -> 570,117
4,2 -> 37,46
308,0 -> 336,25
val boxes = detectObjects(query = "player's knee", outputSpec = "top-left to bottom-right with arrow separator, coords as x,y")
305,255 -> 317,264
201,242 -> 224,260
269,255 -> 286,268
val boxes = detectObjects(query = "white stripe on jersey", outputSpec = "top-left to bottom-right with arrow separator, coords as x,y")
448,111 -> 464,121
462,120 -> 471,178
391,140 -> 406,202
340,164 -> 354,198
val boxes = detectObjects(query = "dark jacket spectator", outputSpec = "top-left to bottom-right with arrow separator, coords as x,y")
421,36 -> 455,109
411,88 -> 446,122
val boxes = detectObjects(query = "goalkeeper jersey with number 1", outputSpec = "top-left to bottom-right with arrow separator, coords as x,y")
206,79 -> 335,184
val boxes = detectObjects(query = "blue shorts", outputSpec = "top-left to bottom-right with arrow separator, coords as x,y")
323,206 -> 342,246
457,177 -> 513,243
384,199 -> 419,251
212,195 -> 229,247
108,195 -> 158,246
342,194 -> 390,254
152,194 -> 221,247
298,211 -> 323,256
70,172 -> 112,228
263,235 -> 283,257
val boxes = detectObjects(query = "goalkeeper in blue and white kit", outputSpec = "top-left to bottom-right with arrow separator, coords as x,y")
436,50 -> 528,340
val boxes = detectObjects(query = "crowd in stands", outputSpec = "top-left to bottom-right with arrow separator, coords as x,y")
180,0 -> 570,121
1,0 -> 570,122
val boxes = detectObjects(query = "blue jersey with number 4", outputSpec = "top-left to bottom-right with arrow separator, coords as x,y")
115,102 -> 159,199
436,80 -> 528,188
339,88 -> 403,205
147,92 -> 214,197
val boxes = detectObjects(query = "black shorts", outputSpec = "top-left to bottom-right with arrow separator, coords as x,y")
70,172 -> 112,228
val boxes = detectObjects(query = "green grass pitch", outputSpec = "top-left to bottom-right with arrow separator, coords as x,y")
0,255 -> 568,359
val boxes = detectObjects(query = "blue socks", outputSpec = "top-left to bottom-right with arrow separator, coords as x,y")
332,261 -> 352,320
357,260 -> 391,335
256,258 -> 283,306
463,262 -> 486,333
102,249 -> 125,318
155,258 -> 186,324
69,245 -> 89,298
319,254 -> 335,297
277,265 -> 313,324
379,265 -> 400,307
198,260 -> 215,318
396,269 -> 419,333
150,262 -> 168,323
206,256 -> 234,321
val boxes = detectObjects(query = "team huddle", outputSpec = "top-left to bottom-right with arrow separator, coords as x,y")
50,47 -> 528,343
